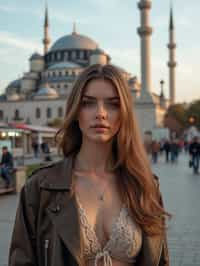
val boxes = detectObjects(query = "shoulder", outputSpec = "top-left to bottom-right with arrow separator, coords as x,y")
23,160 -> 65,202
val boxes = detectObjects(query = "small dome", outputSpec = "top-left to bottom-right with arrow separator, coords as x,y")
91,48 -> 106,55
7,79 -> 21,89
7,93 -> 21,101
48,61 -> 82,70
34,84 -> 58,99
29,53 -> 43,61
50,33 -> 98,51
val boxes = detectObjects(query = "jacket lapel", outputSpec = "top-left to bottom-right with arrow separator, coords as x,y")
136,231 -> 164,266
40,154 -> 85,266
46,192 -> 83,266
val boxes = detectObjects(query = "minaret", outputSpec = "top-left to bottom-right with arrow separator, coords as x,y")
167,6 -> 177,105
137,0 -> 153,102
43,3 -> 51,55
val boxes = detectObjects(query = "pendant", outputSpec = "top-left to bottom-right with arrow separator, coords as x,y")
99,195 -> 104,201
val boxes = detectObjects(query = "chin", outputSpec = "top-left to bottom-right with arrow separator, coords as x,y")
89,134 -> 111,143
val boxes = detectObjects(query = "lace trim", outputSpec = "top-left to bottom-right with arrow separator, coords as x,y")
76,194 -> 142,264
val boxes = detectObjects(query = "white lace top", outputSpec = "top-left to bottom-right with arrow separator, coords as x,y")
75,194 -> 142,266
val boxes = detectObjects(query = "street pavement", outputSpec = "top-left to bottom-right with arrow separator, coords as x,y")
0,153 -> 200,266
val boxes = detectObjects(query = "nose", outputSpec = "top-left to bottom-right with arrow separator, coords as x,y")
95,103 -> 107,120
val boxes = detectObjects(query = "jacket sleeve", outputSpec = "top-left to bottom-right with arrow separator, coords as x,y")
9,183 -> 38,266
154,176 -> 170,266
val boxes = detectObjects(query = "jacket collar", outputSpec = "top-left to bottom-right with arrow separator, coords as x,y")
39,154 -> 75,191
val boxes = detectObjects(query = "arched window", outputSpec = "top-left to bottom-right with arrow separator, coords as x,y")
72,51 -> 76,60
59,71 -> 62,77
64,52 -> 68,60
80,51 -> 84,59
65,71 -> 69,76
36,108 -> 41,119
58,107 -> 63,117
57,52 -> 61,60
47,107 -> 52,118
0,110 -> 4,120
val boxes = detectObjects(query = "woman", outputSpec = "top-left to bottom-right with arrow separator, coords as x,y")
9,64 -> 171,266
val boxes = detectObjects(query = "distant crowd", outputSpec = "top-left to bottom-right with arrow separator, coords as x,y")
144,136 -> 200,174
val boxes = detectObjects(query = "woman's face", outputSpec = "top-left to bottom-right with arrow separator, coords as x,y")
77,78 -> 121,143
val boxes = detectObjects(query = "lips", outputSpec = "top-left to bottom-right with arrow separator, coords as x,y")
91,124 -> 109,129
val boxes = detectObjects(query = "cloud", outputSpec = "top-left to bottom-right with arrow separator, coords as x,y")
0,4 -> 41,16
50,11 -> 97,25
0,31 -> 42,52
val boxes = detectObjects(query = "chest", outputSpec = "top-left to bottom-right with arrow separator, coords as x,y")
73,174 -> 123,246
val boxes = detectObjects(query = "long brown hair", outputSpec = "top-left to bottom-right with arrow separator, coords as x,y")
55,64 -> 171,236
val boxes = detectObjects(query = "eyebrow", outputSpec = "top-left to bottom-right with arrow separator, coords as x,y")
82,95 -> 120,101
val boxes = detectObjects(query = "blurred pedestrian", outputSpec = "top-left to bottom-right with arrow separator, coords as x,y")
163,139 -> 171,163
189,137 -> 200,174
0,146 -> 14,188
32,141 -> 39,158
170,140 -> 179,163
151,140 -> 160,163
41,142 -> 52,162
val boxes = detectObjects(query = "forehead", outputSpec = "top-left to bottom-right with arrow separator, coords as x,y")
83,78 -> 119,98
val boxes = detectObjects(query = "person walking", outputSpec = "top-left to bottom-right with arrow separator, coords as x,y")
170,140 -> 179,163
32,141 -> 39,158
163,140 -> 171,163
189,137 -> 200,174
0,146 -> 14,188
151,140 -> 160,163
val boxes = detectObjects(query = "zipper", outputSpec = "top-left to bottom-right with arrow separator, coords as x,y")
44,239 -> 50,266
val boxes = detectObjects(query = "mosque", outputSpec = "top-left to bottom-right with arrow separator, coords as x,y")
0,0 -> 177,135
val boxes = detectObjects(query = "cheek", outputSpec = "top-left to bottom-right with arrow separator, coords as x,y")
109,111 -> 121,130
78,109 -> 91,128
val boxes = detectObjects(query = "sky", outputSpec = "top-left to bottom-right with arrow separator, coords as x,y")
0,0 -> 199,103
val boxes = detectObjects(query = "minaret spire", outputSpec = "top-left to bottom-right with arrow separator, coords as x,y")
169,5 -> 174,30
72,22 -> 77,35
45,3 -> 49,27
167,4 -> 177,105
43,1 -> 51,55
137,0 -> 154,102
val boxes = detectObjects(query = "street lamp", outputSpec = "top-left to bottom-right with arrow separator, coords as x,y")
160,80 -> 165,98
188,116 -> 195,125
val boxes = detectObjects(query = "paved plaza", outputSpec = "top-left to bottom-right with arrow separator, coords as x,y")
0,153 -> 200,265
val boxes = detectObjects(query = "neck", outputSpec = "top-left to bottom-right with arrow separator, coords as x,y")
74,137 -> 114,175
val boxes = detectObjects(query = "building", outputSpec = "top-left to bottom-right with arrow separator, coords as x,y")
0,1 -> 176,136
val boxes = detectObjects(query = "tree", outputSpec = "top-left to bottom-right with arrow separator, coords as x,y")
186,100 -> 200,129
165,103 -> 187,126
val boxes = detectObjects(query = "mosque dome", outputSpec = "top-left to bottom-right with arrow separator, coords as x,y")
34,84 -> 58,99
7,93 -> 21,101
48,61 -> 82,70
91,48 -> 106,55
5,79 -> 21,95
7,79 -> 21,89
29,52 -> 43,61
50,32 -> 98,51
